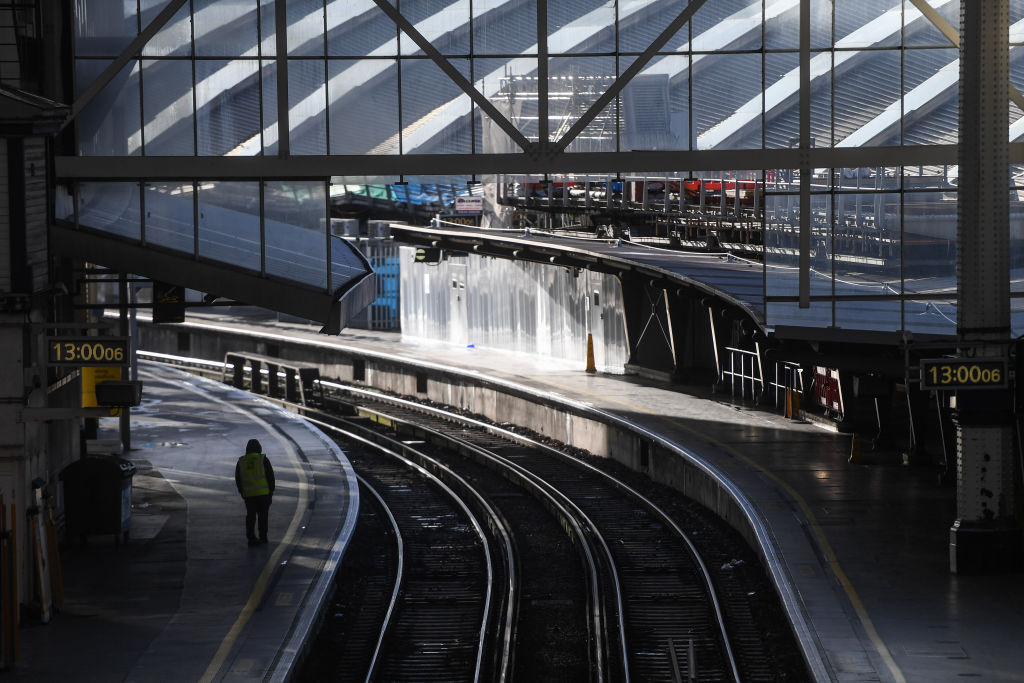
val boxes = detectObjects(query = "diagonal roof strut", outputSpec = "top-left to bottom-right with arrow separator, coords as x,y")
371,0 -> 533,153
61,0 -> 189,131
553,0 -> 708,153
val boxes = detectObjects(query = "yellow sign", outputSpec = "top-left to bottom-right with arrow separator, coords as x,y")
82,367 -> 123,416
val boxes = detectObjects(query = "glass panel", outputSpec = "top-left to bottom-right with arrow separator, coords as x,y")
328,0 -> 394,56
142,59 -> 195,155
549,0 -> 614,54
474,0 -> 536,54
141,1 -> 192,58
692,0 -> 761,52
904,191 -> 956,285
196,60 -> 261,156
833,167 -> 901,191
398,0 -> 470,56
833,192 -> 900,322
766,300 -> 834,330
904,298 -> 956,335
75,59 -> 142,156
809,52 -> 833,148
78,182 -> 141,240
834,49 -> 899,146
548,56 -> 617,153
810,0 -> 833,48
194,0 -> 259,57
289,59 -> 327,155
198,181 -> 261,271
75,0 -> 137,57
764,189 -> 801,276
620,0 -> 687,54
1014,10 -> 1024,45
145,182 -> 195,254
331,235 -> 372,294
765,3 -> 799,50
765,52 -> 798,149
475,56 -> 541,143
329,59 -> 399,154
261,60 -> 279,155
906,0 -> 960,47
835,0 -> 901,48
835,300 -> 902,331
288,0 -> 325,57
904,48 -> 958,146
263,181 -> 327,288
694,53 -> 762,150
260,0 -> 276,56
623,56 -> 689,151
1012,56 -> 1024,139
401,58 -> 472,154
762,0 -> 833,50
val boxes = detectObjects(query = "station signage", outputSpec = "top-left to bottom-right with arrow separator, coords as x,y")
454,196 -> 483,215
47,337 -> 130,366
920,358 -> 1006,390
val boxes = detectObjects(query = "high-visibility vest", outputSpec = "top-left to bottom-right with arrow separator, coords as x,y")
238,452 -> 270,497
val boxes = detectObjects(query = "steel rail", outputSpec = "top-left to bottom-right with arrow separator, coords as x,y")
319,379 -> 740,683
352,474 -> 405,683
305,412 -> 514,683
145,352 -> 741,681
332,396 -> 620,683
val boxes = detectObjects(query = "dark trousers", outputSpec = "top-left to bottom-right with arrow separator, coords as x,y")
244,495 -> 271,541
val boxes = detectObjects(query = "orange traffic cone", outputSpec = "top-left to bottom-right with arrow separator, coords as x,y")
585,334 -> 596,373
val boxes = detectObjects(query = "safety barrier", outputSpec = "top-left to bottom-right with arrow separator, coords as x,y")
722,347 -> 763,401
721,348 -> 805,418
222,353 -> 321,406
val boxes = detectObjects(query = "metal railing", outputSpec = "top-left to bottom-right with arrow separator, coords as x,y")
721,347 -> 805,414
722,347 -> 763,401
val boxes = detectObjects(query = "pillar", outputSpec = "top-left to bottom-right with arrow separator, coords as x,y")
950,0 -> 1021,573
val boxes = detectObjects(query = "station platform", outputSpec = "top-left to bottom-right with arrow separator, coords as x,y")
191,316 -> 1020,683
12,362 -> 359,682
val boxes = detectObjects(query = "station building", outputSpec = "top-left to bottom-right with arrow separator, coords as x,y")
1,0 -> 1021,630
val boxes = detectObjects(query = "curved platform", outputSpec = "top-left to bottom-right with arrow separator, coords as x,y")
156,315 -> 1022,683
12,363 -> 359,682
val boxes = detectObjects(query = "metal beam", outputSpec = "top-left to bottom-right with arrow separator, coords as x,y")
537,0 -> 549,146
553,0 -> 708,153
276,0 -> 290,157
55,143 -> 962,179
907,0 -> 1024,114
798,0 -> 810,308
48,222 -> 369,328
370,0 -> 532,152
61,0 -> 190,131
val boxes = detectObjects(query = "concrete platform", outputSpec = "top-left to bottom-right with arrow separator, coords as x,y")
170,316 -> 1023,683
11,363 -> 358,682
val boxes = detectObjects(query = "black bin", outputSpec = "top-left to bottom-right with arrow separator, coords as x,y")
60,456 -> 136,544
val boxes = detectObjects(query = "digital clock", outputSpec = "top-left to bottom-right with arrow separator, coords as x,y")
920,358 -> 1006,390
47,337 -> 129,366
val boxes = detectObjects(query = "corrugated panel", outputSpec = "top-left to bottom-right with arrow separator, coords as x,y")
399,246 -> 629,372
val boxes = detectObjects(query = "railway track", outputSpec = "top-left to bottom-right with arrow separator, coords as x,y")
142,353 -> 808,681
309,381 -> 743,682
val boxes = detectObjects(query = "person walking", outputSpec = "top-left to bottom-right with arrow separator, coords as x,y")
235,438 -> 275,546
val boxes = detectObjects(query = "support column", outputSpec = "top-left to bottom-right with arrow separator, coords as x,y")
950,0 -> 1020,574
119,275 -> 131,452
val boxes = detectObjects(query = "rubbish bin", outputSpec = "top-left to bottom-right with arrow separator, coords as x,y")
60,455 -> 136,545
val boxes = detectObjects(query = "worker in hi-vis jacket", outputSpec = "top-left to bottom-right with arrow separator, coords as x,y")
235,438 -> 275,546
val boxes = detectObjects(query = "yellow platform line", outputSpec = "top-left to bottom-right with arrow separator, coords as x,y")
172,380 -> 310,683
549,379 -> 906,683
